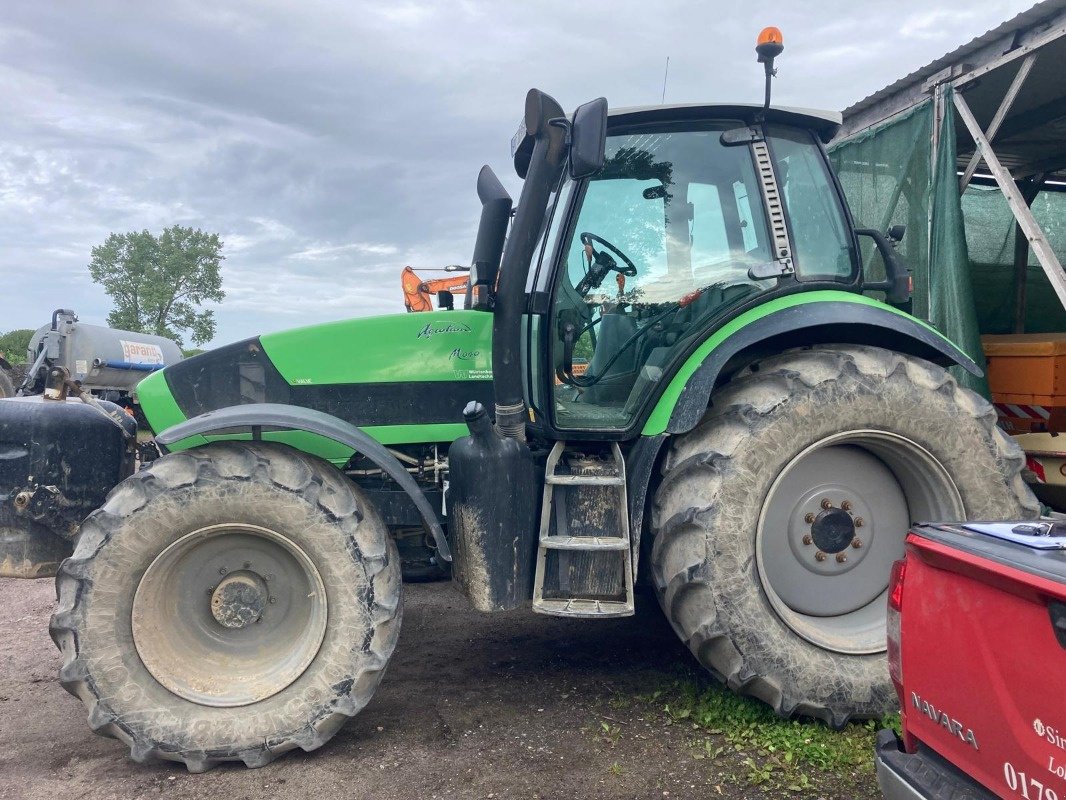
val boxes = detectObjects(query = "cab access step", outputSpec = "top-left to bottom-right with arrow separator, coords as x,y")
533,441 -> 634,618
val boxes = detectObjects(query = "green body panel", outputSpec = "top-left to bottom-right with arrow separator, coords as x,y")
164,425 -> 470,466
135,369 -> 209,449
135,310 -> 493,462
641,291 -> 952,436
260,310 -> 493,385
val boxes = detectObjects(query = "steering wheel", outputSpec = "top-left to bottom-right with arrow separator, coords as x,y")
580,232 -> 638,277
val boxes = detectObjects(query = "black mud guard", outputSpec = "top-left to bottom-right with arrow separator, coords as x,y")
666,301 -> 983,436
155,403 -> 451,561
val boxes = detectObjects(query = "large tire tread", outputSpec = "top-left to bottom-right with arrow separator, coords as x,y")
650,344 -> 1036,727
50,441 -> 401,771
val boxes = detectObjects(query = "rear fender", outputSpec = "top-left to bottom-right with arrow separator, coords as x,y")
155,403 -> 451,561
645,299 -> 982,437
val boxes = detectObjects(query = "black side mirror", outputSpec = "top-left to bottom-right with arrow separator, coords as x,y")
437,290 -> 455,311
856,228 -> 912,304
887,224 -> 906,245
569,97 -> 608,180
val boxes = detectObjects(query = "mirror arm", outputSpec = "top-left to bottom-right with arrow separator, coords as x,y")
855,228 -> 912,304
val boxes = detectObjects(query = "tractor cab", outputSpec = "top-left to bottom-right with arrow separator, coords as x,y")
533,103 -> 855,434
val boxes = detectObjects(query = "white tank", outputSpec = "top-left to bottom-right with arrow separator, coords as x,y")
26,309 -> 184,395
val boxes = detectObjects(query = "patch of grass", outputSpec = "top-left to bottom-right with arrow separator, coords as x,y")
597,721 -> 623,747
658,678 -> 898,793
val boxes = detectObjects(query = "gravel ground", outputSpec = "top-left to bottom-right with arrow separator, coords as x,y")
0,577 -> 878,800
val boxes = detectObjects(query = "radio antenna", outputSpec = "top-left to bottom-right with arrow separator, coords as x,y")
660,56 -> 670,104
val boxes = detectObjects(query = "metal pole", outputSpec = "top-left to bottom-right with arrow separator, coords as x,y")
953,91 -> 1066,311
958,52 -> 1038,192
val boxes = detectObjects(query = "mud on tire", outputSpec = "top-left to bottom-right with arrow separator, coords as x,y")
651,344 -> 1037,726
50,441 -> 402,771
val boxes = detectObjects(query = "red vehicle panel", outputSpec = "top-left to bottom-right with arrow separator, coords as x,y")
877,521 -> 1066,800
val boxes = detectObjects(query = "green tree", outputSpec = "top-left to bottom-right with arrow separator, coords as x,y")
88,225 -> 225,346
0,328 -> 33,363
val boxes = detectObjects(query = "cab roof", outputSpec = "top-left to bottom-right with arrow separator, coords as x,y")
606,103 -> 842,143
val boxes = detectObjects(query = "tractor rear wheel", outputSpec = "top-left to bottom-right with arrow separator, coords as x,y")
50,441 -> 402,770
651,344 -> 1037,726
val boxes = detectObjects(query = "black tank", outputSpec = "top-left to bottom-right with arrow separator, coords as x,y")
447,401 -> 538,611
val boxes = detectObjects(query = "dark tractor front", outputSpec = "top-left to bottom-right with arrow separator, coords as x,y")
7,32 -> 1035,771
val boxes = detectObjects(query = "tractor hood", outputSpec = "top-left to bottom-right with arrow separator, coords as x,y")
136,310 -> 494,447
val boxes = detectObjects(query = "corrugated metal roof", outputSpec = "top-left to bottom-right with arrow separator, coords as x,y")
842,0 -> 1066,119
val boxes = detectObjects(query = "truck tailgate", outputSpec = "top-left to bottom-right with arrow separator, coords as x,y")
903,523 -> 1066,800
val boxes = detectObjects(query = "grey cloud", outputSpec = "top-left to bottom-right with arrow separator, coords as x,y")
0,0 -> 1031,344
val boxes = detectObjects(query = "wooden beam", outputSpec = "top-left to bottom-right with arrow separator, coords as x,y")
1013,174 -> 1046,333
959,52 -> 1038,191
954,91 -> 1066,311
952,19 -> 1066,90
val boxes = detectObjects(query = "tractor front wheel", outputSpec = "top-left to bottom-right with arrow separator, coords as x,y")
51,441 -> 402,770
651,344 -> 1037,725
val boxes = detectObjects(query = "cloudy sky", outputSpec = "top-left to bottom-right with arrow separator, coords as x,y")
0,0 -> 1034,347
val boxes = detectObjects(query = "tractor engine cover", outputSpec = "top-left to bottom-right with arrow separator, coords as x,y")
0,396 -> 136,578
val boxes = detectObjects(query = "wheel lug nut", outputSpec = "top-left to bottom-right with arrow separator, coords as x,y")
804,513 -> 815,524
851,538 -> 863,549
836,553 -> 848,564
820,498 -> 832,510
219,567 -> 227,575
269,596 -> 276,604
815,551 -> 826,562
841,500 -> 852,511
854,517 -> 864,528
243,562 -> 251,569
802,534 -> 813,545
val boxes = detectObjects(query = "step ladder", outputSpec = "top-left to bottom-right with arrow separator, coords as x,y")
532,441 -> 634,618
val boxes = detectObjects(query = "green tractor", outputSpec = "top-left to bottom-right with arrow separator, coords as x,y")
44,39 -> 1035,771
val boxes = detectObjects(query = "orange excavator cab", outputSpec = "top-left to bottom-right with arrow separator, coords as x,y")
401,266 -> 470,312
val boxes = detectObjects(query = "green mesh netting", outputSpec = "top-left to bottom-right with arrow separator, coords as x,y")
964,184 -> 1066,335
830,101 -> 933,317
929,91 -> 987,396
830,93 -> 987,395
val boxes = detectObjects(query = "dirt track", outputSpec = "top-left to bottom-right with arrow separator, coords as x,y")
0,577 -> 878,800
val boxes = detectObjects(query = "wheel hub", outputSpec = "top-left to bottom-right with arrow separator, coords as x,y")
756,432 -> 964,655
132,523 -> 328,707
810,507 -> 856,554
210,571 -> 267,629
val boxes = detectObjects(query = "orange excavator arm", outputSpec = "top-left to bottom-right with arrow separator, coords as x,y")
401,266 -> 469,312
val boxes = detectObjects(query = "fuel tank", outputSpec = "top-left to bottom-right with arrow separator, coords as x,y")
0,395 -> 136,578
447,402 -> 538,611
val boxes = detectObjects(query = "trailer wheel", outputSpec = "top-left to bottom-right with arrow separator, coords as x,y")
0,368 -> 14,398
50,441 -> 401,771
651,344 -> 1037,726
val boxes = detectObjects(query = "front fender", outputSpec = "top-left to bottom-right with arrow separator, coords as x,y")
155,403 -> 451,561
643,294 -> 982,437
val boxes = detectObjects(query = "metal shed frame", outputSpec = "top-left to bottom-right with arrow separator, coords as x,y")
836,1 -> 1066,332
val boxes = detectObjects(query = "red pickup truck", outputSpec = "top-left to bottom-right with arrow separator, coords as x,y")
876,521 -> 1066,800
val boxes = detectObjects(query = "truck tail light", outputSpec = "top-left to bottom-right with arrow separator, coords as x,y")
886,558 -> 906,705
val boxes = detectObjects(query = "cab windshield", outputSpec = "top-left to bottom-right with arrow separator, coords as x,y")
548,122 -> 853,430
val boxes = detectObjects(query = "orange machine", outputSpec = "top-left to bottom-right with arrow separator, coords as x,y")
401,266 -> 469,312
983,333 -> 1066,433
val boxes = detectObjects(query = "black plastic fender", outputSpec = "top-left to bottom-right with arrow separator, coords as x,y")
155,403 -> 451,561
665,301 -> 982,435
